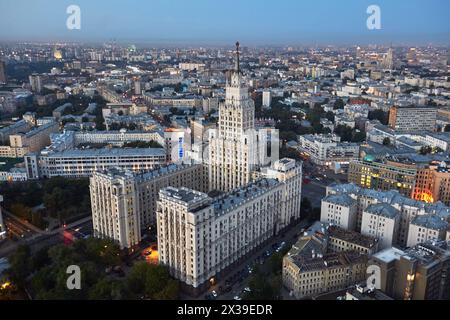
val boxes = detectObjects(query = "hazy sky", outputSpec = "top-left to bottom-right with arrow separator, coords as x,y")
0,0 -> 449,45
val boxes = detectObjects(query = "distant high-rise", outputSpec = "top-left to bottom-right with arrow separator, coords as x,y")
407,47 -> 418,64
382,48 -> 394,70
0,60 -> 7,84
262,90 -> 272,108
356,46 -> 362,59
29,74 -> 42,93
134,80 -> 142,95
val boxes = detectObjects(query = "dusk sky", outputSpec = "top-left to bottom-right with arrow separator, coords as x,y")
0,0 -> 449,45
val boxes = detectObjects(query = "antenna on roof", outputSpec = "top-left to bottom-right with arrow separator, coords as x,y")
235,41 -> 240,73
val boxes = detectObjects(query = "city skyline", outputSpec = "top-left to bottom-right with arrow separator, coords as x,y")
0,1 -> 449,305
0,0 -> 450,45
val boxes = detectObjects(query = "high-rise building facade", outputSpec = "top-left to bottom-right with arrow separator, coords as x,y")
349,157 -> 450,206
388,105 -> 437,133
262,90 -> 272,108
157,177 -> 296,290
208,42 -> 272,192
90,164 -> 205,248
29,74 -> 43,93
348,159 -> 417,198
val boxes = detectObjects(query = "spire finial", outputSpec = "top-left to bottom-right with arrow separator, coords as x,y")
235,41 -> 240,73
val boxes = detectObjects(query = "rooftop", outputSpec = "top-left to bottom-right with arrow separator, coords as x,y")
372,247 -> 405,263
292,251 -> 367,273
364,203 -> 399,219
328,225 -> 378,249
322,193 -> 355,207
411,214 -> 450,231
41,147 -> 166,158
327,183 -> 450,220
160,186 -> 209,205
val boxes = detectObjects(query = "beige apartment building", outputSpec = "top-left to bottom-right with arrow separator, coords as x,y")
406,214 -> 450,247
157,179 -> 284,290
361,203 -> 400,250
320,194 -> 357,231
282,222 -> 373,299
283,249 -> 368,299
90,163 -> 204,248
0,121 -> 58,158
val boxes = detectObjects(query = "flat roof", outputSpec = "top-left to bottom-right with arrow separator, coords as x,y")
42,147 -> 166,158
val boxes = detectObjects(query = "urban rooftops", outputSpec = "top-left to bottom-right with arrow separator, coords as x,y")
411,214 -> 450,231
328,225 -> 378,249
364,203 -> 399,219
322,193 -> 356,207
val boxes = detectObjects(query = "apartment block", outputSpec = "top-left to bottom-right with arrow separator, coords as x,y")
326,183 -> 450,247
406,215 -> 450,247
361,203 -> 400,250
298,134 -> 359,167
157,179 -> 284,289
90,163 -> 204,248
371,242 -> 450,300
320,194 -> 357,231
389,105 -> 437,133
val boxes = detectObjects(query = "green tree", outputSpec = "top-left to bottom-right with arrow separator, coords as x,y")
351,130 -> 366,143
368,109 -> 389,125
88,278 -> 126,300
333,99 -> 344,110
7,245 -> 31,287
9,203 -> 32,220
383,137 -> 391,146
43,187 -> 65,223
245,268 -> 280,300
267,252 -> 283,274
420,146 -> 432,155
126,262 -> 179,299
334,125 -> 353,142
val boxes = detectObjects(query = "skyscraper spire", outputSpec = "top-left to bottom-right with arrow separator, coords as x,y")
235,41 -> 240,73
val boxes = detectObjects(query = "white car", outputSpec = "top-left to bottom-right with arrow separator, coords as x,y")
211,290 -> 218,298
234,296 -> 242,300
244,287 -> 251,293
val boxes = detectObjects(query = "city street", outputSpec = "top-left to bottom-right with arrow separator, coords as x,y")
0,215 -> 93,258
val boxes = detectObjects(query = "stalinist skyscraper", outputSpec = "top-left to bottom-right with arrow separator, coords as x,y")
208,42 -> 269,192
